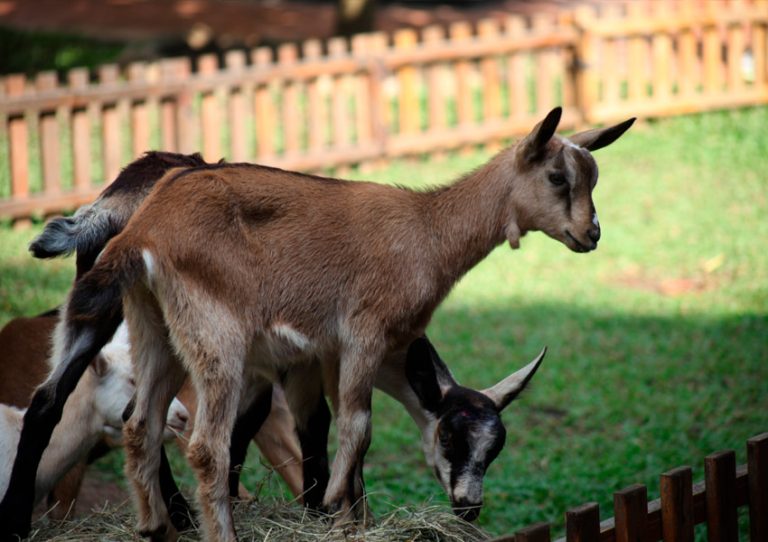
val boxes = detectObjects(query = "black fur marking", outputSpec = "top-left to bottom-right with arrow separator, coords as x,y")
0,255 -> 131,538
159,445 -> 198,532
298,396 -> 332,510
0,327 -> 112,539
101,151 -> 208,198
228,387 -> 273,497
34,307 -> 60,319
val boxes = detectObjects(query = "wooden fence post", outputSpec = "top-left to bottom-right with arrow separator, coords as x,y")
279,42 -> 301,158
6,75 -> 29,203
36,71 -> 61,196
515,522 -> 552,542
566,502 -> 600,542
573,5 -> 597,125
661,466 -> 694,542
329,37 -> 351,153
199,54 -> 221,162
748,433 -> 768,542
68,68 -> 91,193
99,64 -> 121,184
225,50 -> 248,163
394,28 -> 420,136
128,62 -> 150,159
705,450 -> 738,542
614,484 -> 648,542
253,47 -> 275,161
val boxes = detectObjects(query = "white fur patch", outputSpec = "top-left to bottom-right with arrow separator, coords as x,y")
270,323 -> 311,351
142,249 -> 156,279
562,137 -> 581,149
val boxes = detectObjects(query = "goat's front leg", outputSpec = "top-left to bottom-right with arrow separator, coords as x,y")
323,347 -> 378,525
282,363 -> 331,510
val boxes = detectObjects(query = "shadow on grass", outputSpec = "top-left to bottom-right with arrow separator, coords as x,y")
369,302 -> 767,537
3,256 -> 765,539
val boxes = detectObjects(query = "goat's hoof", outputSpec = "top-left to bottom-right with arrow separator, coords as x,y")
0,517 -> 31,541
139,523 -> 177,542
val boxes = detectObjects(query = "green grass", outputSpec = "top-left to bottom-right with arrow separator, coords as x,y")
1,107 -> 767,538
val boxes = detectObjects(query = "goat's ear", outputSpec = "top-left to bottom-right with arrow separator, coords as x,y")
90,354 -> 109,378
521,107 -> 562,162
481,347 -> 546,411
569,118 -> 636,151
405,336 -> 457,414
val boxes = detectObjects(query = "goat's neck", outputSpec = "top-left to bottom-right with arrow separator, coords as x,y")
374,361 -> 436,463
425,154 -> 519,285
34,372 -> 103,502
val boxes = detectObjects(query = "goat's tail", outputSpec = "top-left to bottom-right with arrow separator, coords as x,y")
29,202 -> 120,265
0,243 -> 143,538
29,150 -> 210,265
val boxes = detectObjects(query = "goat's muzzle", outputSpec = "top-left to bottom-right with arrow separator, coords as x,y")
565,229 -> 597,253
452,499 -> 482,522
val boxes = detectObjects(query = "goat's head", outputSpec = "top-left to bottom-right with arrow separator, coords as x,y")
93,323 -> 189,440
405,337 -> 545,521
501,107 -> 634,253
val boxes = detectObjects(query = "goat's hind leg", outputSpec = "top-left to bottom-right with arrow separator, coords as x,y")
179,337 -> 245,542
123,296 -> 186,541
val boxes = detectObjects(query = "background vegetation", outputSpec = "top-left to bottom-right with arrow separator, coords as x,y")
1,107 -> 766,538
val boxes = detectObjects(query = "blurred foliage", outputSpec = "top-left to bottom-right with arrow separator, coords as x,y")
0,26 -> 124,76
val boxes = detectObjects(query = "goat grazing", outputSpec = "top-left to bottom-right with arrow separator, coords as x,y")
0,320 -> 189,513
27,150 -> 548,522
0,108 -> 633,541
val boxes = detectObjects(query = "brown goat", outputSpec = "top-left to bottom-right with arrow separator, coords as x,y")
27,149 -> 547,523
0,108 -> 633,541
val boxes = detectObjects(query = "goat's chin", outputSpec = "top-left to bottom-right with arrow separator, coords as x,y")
563,230 -> 597,253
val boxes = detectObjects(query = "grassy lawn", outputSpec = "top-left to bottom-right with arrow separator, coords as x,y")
1,107 -> 767,539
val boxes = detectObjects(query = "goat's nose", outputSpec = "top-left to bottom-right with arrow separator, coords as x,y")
587,226 -> 601,243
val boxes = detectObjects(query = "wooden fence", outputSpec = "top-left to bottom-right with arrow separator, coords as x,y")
1,0 -> 767,220
493,432 -> 768,542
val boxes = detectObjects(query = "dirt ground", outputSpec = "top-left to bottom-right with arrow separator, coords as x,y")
0,0 -> 582,49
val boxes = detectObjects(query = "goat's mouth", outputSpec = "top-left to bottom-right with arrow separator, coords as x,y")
452,501 -> 482,522
564,230 -> 596,253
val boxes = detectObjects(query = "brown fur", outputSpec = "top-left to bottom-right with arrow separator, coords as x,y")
62,109 -> 634,540
0,314 -> 88,520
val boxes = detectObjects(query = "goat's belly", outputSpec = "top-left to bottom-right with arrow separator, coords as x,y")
246,325 -> 321,380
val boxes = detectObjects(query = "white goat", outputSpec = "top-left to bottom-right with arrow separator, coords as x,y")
0,323 -> 189,510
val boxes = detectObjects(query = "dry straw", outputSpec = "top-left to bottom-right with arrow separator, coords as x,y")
29,499 -> 490,542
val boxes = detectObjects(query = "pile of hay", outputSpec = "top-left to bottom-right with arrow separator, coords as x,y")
29,500 -> 490,541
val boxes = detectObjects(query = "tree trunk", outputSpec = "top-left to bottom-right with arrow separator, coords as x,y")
336,0 -> 376,37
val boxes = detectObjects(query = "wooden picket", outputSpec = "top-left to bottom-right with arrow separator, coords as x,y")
488,433 -> 768,542
1,0 -> 767,220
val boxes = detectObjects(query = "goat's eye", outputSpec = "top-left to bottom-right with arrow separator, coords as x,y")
548,173 -> 567,187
